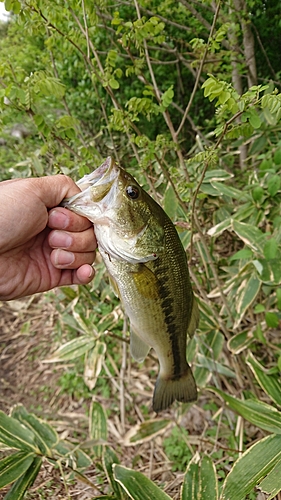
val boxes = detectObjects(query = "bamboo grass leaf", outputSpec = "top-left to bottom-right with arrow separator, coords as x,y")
221,434 -> 281,500
113,465 -> 172,500
3,456 -> 42,500
210,388 -> 281,434
0,412 -> 38,452
44,336 -> 96,362
246,352 -> 281,407
0,452 -> 35,489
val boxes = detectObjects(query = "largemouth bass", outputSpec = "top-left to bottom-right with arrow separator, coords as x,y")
62,157 -> 199,412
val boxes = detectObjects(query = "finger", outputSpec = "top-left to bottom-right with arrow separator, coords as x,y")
48,207 -> 93,232
50,248 -> 96,269
48,227 -> 97,252
34,175 -> 82,208
57,265 -> 95,286
73,265 -> 95,284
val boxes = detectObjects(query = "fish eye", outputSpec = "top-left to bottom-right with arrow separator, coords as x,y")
126,185 -> 140,200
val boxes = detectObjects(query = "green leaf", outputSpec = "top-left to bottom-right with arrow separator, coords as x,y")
196,354 -> 235,378
123,419 -> 171,446
204,169 -> 233,182
210,388 -> 281,434
267,174 -> 281,197
227,331 -> 254,354
248,110 -> 262,129
163,184 -> 178,220
265,311 -> 279,328
109,78 -> 119,89
258,459 -> 281,499
211,181 -> 247,200
11,405 -> 58,455
113,465 -> 172,500
207,218 -> 232,237
246,352 -> 281,407
3,456 -> 42,500
0,412 -> 38,452
89,402 -> 108,457
53,440 -> 92,470
44,336 -> 96,362
84,341 -> 106,390
0,452 -> 35,488
56,115 -> 79,130
229,248 -> 253,261
199,456 -> 218,500
252,186 -> 264,202
181,461 -> 200,500
234,273 -> 261,327
254,258 -> 281,285
232,220 -> 265,254
221,434 -> 281,500
103,446 -> 125,500
194,331 -> 225,387
274,148 -> 281,165
276,288 -> 281,310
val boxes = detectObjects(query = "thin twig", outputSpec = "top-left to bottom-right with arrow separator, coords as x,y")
81,0 -> 90,59
176,0 -> 222,137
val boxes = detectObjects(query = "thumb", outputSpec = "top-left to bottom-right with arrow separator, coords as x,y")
33,175 -> 81,209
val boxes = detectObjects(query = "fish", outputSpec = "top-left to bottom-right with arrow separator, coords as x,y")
62,156 -> 199,412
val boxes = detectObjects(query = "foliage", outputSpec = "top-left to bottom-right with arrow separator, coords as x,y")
1,0 -> 281,498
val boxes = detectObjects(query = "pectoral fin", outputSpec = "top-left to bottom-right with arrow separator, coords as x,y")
130,329 -> 151,362
131,264 -> 159,299
109,275 -> 120,299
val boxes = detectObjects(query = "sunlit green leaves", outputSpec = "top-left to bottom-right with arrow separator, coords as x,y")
202,75 -> 239,112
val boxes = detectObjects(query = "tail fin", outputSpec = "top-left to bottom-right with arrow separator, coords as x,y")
152,367 -> 197,413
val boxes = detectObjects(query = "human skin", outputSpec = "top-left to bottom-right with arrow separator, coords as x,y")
0,175 -> 97,301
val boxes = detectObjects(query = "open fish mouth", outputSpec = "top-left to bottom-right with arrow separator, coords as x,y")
61,157 -> 119,218
76,156 -> 117,192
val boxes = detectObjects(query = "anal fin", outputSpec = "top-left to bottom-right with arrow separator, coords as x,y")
130,329 -> 151,363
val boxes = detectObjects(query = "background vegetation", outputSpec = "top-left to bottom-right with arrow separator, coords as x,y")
0,0 -> 281,498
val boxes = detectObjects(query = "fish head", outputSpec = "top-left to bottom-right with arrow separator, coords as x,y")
62,157 -> 165,263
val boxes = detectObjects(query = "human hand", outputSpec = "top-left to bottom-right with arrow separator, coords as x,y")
0,175 -> 97,300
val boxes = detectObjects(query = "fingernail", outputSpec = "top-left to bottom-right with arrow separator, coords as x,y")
55,249 -> 75,266
50,231 -> 72,249
49,210 -> 68,229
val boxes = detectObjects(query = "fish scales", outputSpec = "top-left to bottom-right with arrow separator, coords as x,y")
62,157 -> 199,412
